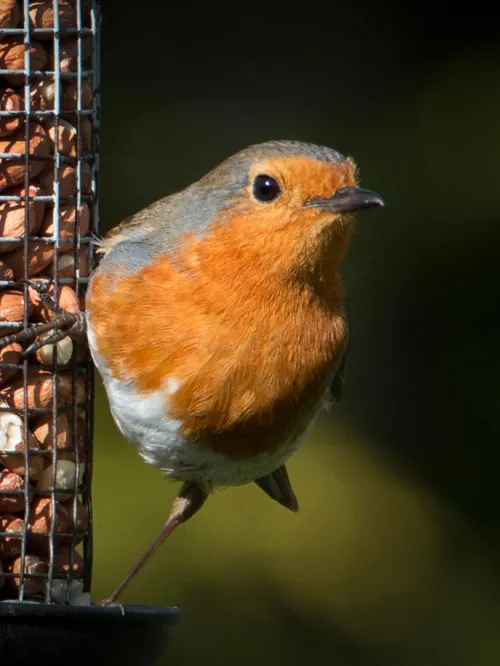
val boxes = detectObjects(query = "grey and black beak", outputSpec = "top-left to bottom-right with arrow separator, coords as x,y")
304,186 -> 384,213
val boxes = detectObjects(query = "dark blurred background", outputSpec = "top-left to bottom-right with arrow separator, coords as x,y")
92,4 -> 500,664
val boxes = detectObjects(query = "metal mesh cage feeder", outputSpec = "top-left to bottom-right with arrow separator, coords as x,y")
0,2 -> 179,664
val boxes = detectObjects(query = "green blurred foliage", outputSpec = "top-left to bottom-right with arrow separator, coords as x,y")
91,4 -> 500,664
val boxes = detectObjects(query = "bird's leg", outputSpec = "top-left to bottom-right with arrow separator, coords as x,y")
0,311 -> 85,351
0,279 -> 87,352
21,311 -> 86,356
99,481 -> 208,605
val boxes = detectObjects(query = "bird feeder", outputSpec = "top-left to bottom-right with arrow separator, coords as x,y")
0,2 -> 179,664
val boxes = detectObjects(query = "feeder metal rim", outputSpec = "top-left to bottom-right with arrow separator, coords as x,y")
0,601 -> 181,625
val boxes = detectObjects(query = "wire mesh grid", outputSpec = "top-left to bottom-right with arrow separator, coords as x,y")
0,0 -> 99,604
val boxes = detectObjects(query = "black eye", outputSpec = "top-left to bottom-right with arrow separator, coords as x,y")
252,174 -> 281,202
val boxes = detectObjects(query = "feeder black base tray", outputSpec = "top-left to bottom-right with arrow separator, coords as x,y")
0,601 -> 180,666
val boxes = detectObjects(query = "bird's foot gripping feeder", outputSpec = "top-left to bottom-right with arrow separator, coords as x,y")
0,2 -> 179,664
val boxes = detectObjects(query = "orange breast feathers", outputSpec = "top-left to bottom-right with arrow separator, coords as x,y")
87,213 -> 348,459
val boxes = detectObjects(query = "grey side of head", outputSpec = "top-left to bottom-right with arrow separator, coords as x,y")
96,140 -> 345,277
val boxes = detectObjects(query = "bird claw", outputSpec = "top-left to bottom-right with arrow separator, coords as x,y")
23,277 -> 64,316
94,600 -> 126,615
23,327 -> 70,357
0,310 -> 86,352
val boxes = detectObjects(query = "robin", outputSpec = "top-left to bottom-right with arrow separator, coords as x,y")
0,140 -> 384,603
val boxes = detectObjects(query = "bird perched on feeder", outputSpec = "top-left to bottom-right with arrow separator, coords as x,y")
0,140 -> 384,603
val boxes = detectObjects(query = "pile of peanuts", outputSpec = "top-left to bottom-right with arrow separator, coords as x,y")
0,0 -> 95,602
